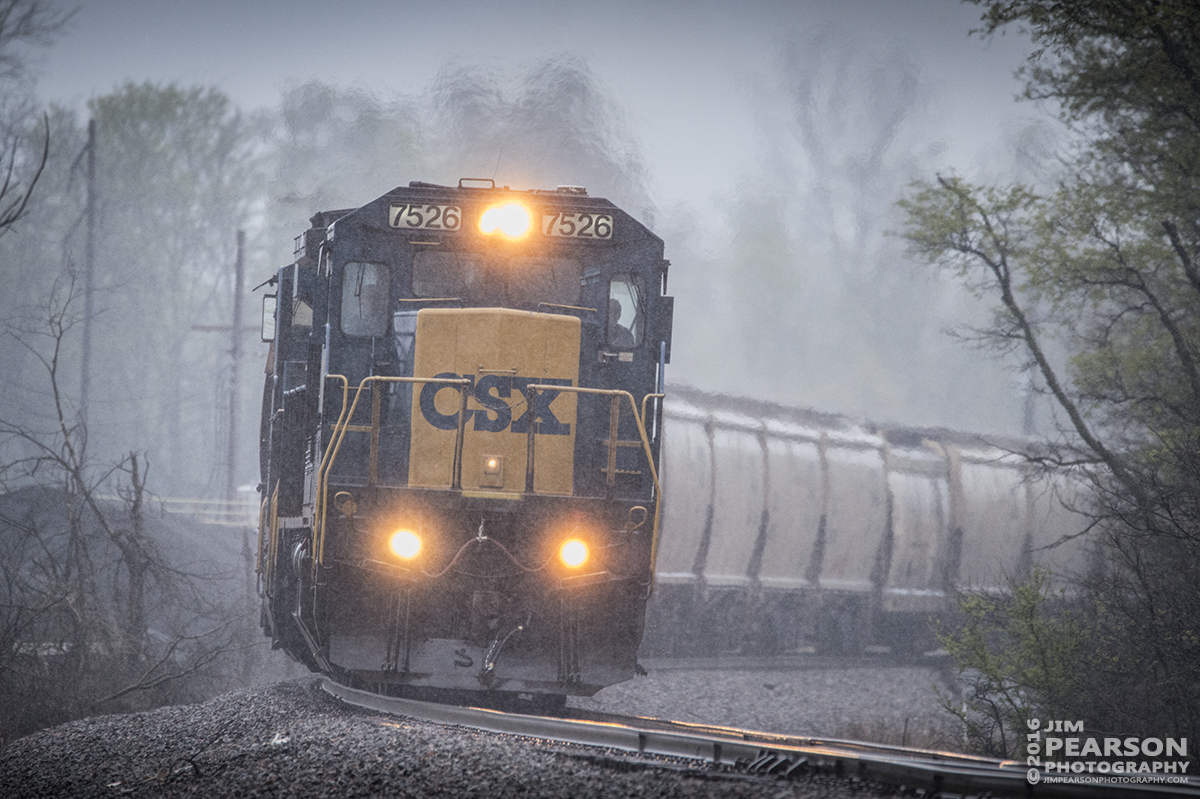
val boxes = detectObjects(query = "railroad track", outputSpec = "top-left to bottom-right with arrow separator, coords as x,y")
323,679 -> 1199,797
638,651 -> 953,671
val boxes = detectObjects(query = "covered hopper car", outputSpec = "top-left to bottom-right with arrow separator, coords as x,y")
644,385 -> 1090,658
257,179 -> 673,705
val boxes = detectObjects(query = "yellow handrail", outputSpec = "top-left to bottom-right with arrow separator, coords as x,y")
313,374 -> 351,562
263,484 -> 279,598
314,374 -> 470,579
313,375 -> 666,593
256,496 -> 268,578
524,385 -> 665,586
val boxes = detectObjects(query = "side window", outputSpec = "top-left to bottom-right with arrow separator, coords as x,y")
341,262 -> 391,336
292,299 -> 313,328
607,274 -> 644,348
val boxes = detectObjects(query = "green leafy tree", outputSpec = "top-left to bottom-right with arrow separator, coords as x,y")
900,0 -> 1200,745
936,568 -> 1086,758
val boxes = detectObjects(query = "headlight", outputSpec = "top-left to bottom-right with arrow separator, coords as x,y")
479,202 -> 531,239
558,538 -> 589,569
389,529 -> 422,560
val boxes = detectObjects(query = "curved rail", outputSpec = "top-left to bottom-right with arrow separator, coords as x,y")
323,679 -> 1199,797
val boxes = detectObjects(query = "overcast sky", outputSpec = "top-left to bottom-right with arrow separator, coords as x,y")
27,0 -> 1048,433
34,0 -> 1035,203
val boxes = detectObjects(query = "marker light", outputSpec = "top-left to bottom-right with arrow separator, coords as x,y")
389,529 -> 422,560
558,538 -> 589,569
479,202 -> 531,239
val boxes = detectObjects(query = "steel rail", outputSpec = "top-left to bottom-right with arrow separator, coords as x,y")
322,679 -> 1199,797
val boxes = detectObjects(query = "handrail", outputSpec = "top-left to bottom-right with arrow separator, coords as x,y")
264,485 -> 279,598
315,374 -> 470,579
256,496 -> 268,578
640,391 -> 666,586
312,373 -> 350,574
523,384 -> 665,586
640,392 -> 665,438
314,375 -> 666,593
256,494 -> 273,597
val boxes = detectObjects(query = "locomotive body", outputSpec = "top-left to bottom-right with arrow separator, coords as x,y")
258,180 -> 672,701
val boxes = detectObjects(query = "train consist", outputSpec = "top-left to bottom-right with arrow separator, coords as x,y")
643,385 -> 1091,657
255,178 -> 1091,705
257,180 -> 673,704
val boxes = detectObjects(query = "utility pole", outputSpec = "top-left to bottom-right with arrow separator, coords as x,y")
227,230 -> 260,679
227,229 -> 245,503
193,230 -> 257,502
81,118 -> 96,435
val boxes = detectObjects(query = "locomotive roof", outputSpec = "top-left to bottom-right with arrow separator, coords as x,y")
294,179 -> 663,269
308,180 -> 637,230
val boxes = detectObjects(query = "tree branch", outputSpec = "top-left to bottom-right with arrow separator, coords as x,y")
1161,219 -> 1200,297
0,112 -> 46,235
934,177 -> 1141,498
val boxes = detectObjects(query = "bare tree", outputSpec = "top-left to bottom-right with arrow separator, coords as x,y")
0,0 -> 70,237
0,274 -> 255,743
0,111 -> 45,236
0,0 -> 72,83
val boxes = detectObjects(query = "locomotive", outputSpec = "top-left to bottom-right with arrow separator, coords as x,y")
257,179 -> 673,705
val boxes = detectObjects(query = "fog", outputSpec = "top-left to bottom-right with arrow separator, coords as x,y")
8,0 -> 1058,498
40,1 -> 1036,199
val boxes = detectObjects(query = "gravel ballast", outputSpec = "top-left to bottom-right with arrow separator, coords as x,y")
574,661 -> 960,750
0,675 -> 937,798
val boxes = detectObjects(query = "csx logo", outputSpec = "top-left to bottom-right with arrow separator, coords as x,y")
419,373 -> 572,435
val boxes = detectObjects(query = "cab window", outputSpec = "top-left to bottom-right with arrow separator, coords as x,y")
413,251 -> 483,299
506,256 -> 582,308
607,274 -> 644,347
341,262 -> 391,336
292,299 -> 313,328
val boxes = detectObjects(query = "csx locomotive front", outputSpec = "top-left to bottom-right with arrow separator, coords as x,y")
257,180 -> 673,702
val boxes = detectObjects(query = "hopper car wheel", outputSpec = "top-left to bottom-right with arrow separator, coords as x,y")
816,597 -> 866,656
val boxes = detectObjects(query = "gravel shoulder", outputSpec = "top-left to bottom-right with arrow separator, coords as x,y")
0,678 -> 929,798
572,661 -> 962,750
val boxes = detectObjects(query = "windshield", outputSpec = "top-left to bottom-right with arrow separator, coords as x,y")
412,251 -> 582,309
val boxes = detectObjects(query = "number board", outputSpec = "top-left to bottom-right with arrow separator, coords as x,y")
542,211 -> 613,240
389,203 -> 462,231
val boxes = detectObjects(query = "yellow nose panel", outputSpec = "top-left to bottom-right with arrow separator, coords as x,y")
409,308 -> 581,495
